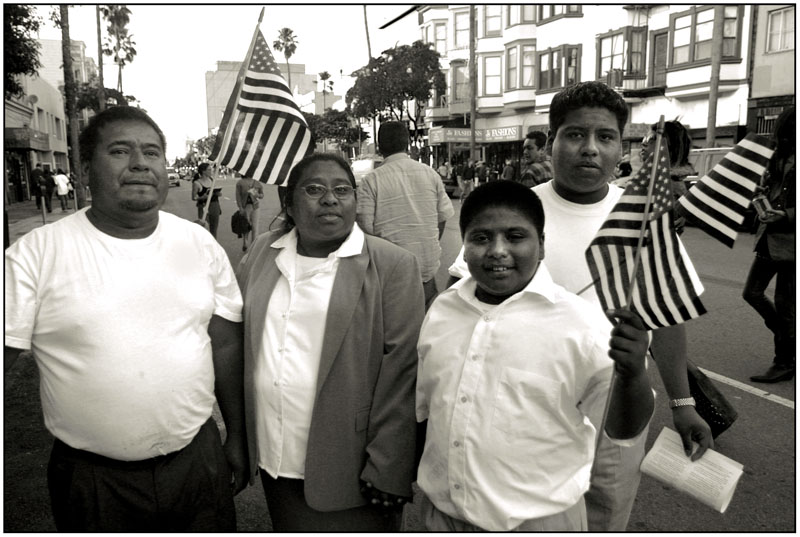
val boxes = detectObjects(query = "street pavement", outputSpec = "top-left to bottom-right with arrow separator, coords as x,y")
3,177 -> 795,531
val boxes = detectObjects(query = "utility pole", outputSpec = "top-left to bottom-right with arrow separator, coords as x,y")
469,5 -> 477,163
705,5 -> 724,148
96,6 -> 105,111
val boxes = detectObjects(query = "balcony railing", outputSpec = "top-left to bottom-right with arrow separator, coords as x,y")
4,127 -> 50,151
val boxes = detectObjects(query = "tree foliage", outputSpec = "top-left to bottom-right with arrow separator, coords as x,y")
4,5 -> 42,100
100,5 -> 137,93
73,76 -> 136,112
346,40 -> 446,144
302,110 -> 368,156
273,28 -> 298,90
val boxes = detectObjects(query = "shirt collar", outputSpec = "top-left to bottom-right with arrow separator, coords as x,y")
382,153 -> 409,165
453,261 -> 558,306
270,223 -> 365,259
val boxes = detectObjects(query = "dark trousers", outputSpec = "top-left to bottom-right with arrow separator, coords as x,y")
259,470 -> 401,531
742,253 -> 796,365
423,278 -> 439,311
47,418 -> 236,532
42,188 -> 53,212
197,203 -> 220,238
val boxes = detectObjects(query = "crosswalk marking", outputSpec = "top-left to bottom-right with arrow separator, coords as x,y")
699,367 -> 795,410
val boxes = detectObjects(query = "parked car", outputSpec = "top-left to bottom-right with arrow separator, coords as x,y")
166,166 -> 180,187
351,156 -> 383,186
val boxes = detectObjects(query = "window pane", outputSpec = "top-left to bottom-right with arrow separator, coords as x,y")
674,27 -> 690,47
675,14 -> 692,29
485,57 -> 501,94
509,6 -> 519,26
552,50 -> 562,87
696,20 -> 713,42
486,5 -> 502,34
435,24 -> 447,54
695,41 -> 711,60
601,57 -> 611,74
723,19 -> 736,38
554,5 -> 564,16
522,45 -> 535,86
697,9 -> 714,23
455,12 -> 469,47
522,5 -> 535,22
768,32 -> 781,52
601,37 -> 612,56
567,5 -> 580,13
566,48 -> 578,85
507,48 -> 517,89
722,38 -> 736,56
724,6 -> 738,18
673,45 -> 689,64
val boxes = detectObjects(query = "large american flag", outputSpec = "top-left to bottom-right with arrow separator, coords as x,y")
585,137 -> 706,329
209,30 -> 312,185
676,133 -> 775,248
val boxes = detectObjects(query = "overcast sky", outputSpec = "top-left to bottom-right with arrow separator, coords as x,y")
34,4 -> 418,161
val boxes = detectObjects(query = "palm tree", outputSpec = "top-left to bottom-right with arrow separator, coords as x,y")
95,6 -> 105,111
319,71 -> 333,112
273,28 -> 298,91
101,5 -> 136,93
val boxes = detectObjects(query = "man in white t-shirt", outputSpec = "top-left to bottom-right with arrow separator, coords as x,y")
4,107 -> 247,532
448,81 -> 713,531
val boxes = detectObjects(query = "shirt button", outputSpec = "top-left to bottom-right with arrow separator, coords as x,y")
453,440 -> 460,447
273,380 -> 280,386
460,396 -> 468,403
483,315 -> 490,322
454,484 -> 461,490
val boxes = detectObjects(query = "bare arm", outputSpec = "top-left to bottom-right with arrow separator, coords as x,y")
438,220 -> 447,239
208,315 -> 248,493
651,324 -> 713,460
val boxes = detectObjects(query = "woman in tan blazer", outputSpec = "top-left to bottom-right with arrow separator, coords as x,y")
236,153 -> 424,531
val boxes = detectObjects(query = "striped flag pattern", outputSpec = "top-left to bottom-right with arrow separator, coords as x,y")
209,30 -> 312,185
586,137 -> 706,329
676,134 -> 775,248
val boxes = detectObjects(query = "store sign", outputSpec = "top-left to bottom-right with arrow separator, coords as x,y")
429,125 -> 522,144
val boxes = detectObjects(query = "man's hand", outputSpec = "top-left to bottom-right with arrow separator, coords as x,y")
673,406 -> 713,461
605,309 -> 649,378
223,431 -> 249,495
759,209 -> 787,223
360,481 -> 410,513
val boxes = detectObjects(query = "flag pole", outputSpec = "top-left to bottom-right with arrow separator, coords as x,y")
208,7 -> 265,166
198,7 -> 265,227
623,115 -> 666,309
589,115 -> 666,472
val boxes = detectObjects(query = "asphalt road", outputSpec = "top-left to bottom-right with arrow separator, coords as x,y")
4,175 -> 795,531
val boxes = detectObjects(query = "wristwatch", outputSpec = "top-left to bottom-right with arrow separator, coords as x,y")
669,397 -> 696,409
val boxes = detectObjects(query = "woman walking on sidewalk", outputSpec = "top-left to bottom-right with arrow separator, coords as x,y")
53,169 -> 71,212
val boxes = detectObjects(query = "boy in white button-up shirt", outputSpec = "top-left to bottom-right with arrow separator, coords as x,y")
416,181 -> 653,531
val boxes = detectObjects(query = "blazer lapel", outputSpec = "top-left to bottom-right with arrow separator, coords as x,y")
315,243 -> 369,399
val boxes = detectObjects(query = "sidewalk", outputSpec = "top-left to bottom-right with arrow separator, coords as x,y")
5,199 -> 83,246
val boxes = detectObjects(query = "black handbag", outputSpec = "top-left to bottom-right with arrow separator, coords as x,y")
231,211 -> 251,238
686,359 -> 738,438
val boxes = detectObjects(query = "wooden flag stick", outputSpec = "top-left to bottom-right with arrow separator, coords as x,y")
589,115 -> 666,472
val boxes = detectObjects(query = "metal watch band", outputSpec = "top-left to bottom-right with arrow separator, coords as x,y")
669,396 -> 697,409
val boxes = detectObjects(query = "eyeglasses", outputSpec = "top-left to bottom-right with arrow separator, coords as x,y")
300,184 -> 355,199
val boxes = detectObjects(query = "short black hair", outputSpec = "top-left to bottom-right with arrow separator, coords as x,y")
378,121 -> 409,156
281,153 -> 356,232
526,131 -> 548,149
197,162 -> 211,175
459,181 -> 545,240
651,120 -> 692,167
79,106 -> 166,164
549,81 -> 628,137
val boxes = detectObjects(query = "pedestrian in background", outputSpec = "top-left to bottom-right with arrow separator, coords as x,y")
356,121 -> 454,308
744,106 -> 795,383
31,163 -> 44,209
237,153 -> 424,531
53,169 -> 71,212
39,167 -> 55,213
501,157 -> 516,181
520,131 -> 554,187
461,159 -> 476,201
192,162 -> 222,238
235,173 -> 264,251
4,106 -> 247,532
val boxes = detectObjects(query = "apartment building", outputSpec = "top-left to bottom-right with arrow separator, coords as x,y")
419,5 -> 766,170
746,5 -> 795,136
38,39 -> 98,131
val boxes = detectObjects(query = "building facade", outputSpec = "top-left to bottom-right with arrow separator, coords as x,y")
205,61 -> 318,135
418,4 -> 774,172
746,4 -> 795,136
4,75 -> 69,203
38,39 -> 98,131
